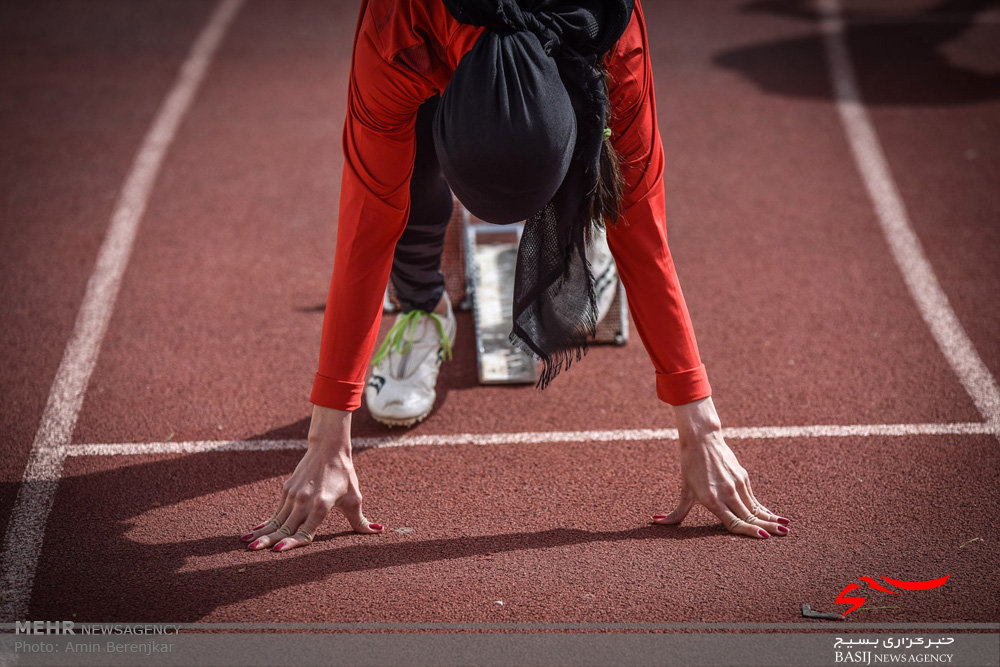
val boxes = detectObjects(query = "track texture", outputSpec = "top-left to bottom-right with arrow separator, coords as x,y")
2,0 -> 998,629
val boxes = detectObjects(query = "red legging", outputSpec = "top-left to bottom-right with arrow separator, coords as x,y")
311,0 -> 712,411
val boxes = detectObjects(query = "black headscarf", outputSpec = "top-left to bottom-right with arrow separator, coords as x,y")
434,0 -> 635,388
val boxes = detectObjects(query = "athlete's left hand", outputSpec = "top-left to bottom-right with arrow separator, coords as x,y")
652,397 -> 790,538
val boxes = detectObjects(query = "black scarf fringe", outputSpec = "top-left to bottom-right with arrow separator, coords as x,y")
508,293 -> 599,390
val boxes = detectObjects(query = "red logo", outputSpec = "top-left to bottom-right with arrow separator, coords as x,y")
834,575 -> 950,617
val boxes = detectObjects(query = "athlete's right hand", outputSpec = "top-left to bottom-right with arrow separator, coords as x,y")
240,405 -> 383,552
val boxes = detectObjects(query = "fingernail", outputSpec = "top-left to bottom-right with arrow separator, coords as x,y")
757,529 -> 770,538
241,533 -> 255,541
652,515 -> 667,519
776,525 -> 788,534
248,539 -> 261,549
370,523 -> 383,531
252,523 -> 266,531
273,541 -> 286,552
777,517 -> 790,526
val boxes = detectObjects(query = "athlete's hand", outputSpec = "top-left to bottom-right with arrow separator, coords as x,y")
653,397 -> 790,539
240,405 -> 383,552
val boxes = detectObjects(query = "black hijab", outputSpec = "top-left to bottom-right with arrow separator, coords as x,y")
434,0 -> 635,387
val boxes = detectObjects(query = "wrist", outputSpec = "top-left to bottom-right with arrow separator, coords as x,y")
672,396 -> 722,443
307,405 -> 353,457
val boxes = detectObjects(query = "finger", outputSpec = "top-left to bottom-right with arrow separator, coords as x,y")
271,528 -> 315,553
653,484 -> 695,525
241,484 -> 293,542
248,522 -> 294,550
748,512 -> 788,537
241,519 -> 276,543
242,499 -> 294,543
241,511 -> 286,542
272,506 -> 327,553
248,502 -> 306,550
739,477 -> 789,535
745,477 -> 790,527
707,486 -> 769,538
335,492 -> 383,534
726,483 -> 787,537
717,506 -> 771,539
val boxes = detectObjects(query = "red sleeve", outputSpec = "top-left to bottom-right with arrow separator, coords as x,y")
603,1 -> 712,406
310,1 -> 440,411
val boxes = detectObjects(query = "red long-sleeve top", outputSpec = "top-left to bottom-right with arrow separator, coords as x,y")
311,0 -> 711,411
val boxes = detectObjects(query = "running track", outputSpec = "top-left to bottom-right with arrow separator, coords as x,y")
1,0 -> 998,636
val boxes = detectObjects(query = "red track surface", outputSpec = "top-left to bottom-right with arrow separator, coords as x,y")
2,0 -> 998,632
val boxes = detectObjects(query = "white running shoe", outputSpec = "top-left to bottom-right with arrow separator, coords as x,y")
365,292 -> 457,427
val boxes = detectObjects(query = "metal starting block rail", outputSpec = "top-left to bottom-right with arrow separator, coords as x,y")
462,211 -> 538,383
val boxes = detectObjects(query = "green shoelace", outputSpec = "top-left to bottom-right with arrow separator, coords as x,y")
371,309 -> 454,367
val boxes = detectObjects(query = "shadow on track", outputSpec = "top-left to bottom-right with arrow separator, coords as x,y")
713,0 -> 1000,106
18,453 -> 717,621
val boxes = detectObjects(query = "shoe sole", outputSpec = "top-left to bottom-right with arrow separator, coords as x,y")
370,406 -> 433,428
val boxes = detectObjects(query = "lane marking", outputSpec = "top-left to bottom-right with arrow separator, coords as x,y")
819,0 -> 1000,428
0,0 -> 245,623
60,421 -> 1000,457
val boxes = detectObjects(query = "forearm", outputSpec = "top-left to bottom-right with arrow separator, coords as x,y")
606,186 -> 712,405
310,157 -> 408,410
310,21 -> 428,411
604,1 -> 711,406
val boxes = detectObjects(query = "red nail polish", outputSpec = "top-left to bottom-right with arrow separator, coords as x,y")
777,517 -> 790,526
273,542 -> 286,552
249,539 -> 261,549
370,523 -> 383,531
776,525 -> 788,534
758,529 -> 770,538
253,523 -> 266,531
652,515 -> 667,519
241,533 -> 254,541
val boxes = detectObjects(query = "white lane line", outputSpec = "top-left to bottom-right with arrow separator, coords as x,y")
818,0 -> 1000,428
0,0 -> 245,623
60,421 -> 1000,457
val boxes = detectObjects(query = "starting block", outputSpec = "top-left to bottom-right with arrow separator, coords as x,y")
385,201 -> 629,384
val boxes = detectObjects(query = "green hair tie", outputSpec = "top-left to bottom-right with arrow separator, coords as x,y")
603,127 -> 612,141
